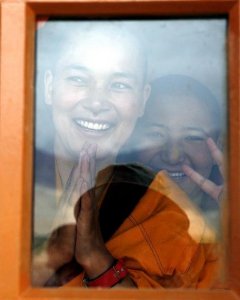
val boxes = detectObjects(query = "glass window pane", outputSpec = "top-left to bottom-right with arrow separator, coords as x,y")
32,19 -> 227,288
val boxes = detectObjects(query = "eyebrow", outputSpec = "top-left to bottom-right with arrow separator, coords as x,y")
111,72 -> 138,81
145,123 -> 167,129
63,65 -> 89,73
145,123 -> 208,135
63,65 -> 137,80
183,126 -> 207,134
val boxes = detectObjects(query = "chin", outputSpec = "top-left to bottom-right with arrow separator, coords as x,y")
184,185 -> 204,200
175,180 -> 194,196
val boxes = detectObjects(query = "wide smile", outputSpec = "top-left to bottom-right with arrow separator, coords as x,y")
150,166 -> 188,181
73,118 -> 114,133
166,171 -> 187,181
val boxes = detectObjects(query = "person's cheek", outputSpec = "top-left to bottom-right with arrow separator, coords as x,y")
137,148 -> 152,165
137,141 -> 160,165
118,99 -> 140,127
186,143 -> 213,176
52,80 -> 86,109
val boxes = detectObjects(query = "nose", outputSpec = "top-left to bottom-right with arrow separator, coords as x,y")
82,87 -> 111,115
160,140 -> 185,165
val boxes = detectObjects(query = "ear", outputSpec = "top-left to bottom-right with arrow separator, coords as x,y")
44,70 -> 54,105
139,83 -> 151,117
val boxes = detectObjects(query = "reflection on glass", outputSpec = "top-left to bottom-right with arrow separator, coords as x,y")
32,19 -> 227,288
120,75 -> 224,230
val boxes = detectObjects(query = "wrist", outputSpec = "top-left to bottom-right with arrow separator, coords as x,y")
83,258 -> 128,288
78,249 -> 114,279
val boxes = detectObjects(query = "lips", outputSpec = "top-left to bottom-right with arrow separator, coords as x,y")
150,166 -> 188,180
73,118 -> 113,132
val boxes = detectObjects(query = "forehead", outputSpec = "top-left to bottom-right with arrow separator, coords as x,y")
145,94 -> 216,129
152,94 -> 209,114
54,24 -> 145,75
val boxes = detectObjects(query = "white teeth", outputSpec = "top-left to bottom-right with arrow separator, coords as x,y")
168,172 -> 186,178
75,120 -> 110,131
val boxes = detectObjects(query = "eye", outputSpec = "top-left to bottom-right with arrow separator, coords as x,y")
66,76 -> 88,87
148,131 -> 166,139
185,135 -> 205,142
110,82 -> 132,91
149,132 -> 162,137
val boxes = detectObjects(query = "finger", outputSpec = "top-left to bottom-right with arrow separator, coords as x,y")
87,143 -> 97,158
80,151 -> 97,192
73,142 -> 90,177
56,169 -> 83,228
80,181 -> 93,213
82,141 -> 91,152
207,137 -> 224,176
87,144 -> 97,185
52,198 -> 77,230
59,166 -> 78,206
76,181 -> 95,235
70,177 -> 83,206
59,143 -> 92,206
216,188 -> 224,204
74,179 -> 93,218
80,151 -> 91,185
182,164 -> 221,202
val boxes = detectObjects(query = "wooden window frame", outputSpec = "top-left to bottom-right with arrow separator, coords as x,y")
0,0 -> 239,299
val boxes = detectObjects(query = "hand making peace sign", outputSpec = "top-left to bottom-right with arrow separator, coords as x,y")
182,137 -> 224,204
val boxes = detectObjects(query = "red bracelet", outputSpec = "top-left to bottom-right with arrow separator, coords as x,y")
83,258 -> 128,288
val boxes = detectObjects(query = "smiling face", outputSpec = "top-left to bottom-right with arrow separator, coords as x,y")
135,93 -> 219,199
44,25 -> 150,162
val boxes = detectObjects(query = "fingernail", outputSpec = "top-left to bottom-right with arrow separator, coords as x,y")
89,144 -> 97,154
182,164 -> 190,173
207,137 -> 214,145
82,181 -> 88,194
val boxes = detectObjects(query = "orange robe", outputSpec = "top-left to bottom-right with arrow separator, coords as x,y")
65,170 -> 219,288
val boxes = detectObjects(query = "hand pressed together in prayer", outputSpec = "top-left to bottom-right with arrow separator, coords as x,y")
47,144 -> 95,268
182,137 -> 224,204
44,143 -> 134,287
48,143 -> 113,276
73,145 -> 114,278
